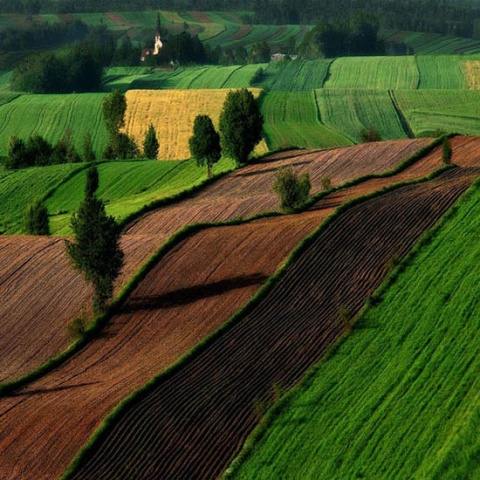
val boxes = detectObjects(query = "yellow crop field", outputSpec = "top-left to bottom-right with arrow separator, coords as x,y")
124,89 -> 268,160
463,61 -> 480,89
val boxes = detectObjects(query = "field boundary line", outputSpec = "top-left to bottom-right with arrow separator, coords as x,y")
223,170 -> 480,479
388,89 -> 415,139
61,140 -> 451,480
0,139 -> 441,396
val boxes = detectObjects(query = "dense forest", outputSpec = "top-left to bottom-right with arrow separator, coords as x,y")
2,0 -> 479,39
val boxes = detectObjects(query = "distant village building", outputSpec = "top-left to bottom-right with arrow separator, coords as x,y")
141,13 -> 163,62
271,53 -> 298,61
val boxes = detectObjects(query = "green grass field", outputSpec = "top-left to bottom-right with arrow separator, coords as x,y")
325,56 -> 420,89
229,182 -> 480,480
416,55 -> 466,89
260,91 -> 351,149
0,93 -> 108,157
315,89 -> 408,143
394,90 -> 480,136
259,60 -> 332,91
46,157 -> 235,234
110,65 -> 266,91
0,163 -> 85,234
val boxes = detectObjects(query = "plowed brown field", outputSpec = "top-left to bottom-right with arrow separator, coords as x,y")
0,139 -> 431,383
70,167 -> 480,480
0,139 -> 455,480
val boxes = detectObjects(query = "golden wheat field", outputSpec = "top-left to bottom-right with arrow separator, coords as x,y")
463,61 -> 480,89
124,89 -> 268,160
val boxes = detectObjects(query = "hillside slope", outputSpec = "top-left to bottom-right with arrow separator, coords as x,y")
0,139 -> 444,479
66,167 -> 479,479
229,172 -> 480,480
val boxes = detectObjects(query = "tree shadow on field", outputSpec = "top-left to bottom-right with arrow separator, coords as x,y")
10,381 -> 101,397
122,273 -> 269,313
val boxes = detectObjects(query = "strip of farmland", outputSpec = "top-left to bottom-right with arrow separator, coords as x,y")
0,139 -> 433,385
0,140 -> 447,479
67,166 -> 480,479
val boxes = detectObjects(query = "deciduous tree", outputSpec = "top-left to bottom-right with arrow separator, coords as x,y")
219,88 -> 263,166
189,115 -> 221,178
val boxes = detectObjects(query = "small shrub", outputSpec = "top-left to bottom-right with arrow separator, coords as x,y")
272,382 -> 285,403
253,397 -> 267,422
24,199 -> 50,235
321,176 -> 332,190
67,312 -> 88,340
338,305 -> 352,333
387,253 -> 400,272
273,166 -> 311,211
442,138 -> 452,165
360,126 -> 381,143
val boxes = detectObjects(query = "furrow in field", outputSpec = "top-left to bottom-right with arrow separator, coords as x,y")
69,166 -> 479,480
0,140 -> 430,383
0,139 -> 446,479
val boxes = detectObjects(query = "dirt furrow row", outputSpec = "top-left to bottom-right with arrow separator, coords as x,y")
72,168 -> 479,480
0,139 -> 430,383
0,139 -> 453,479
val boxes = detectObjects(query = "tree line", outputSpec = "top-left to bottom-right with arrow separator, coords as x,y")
2,0 -> 478,39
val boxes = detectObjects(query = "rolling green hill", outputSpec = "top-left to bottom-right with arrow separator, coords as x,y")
45,157 -> 235,234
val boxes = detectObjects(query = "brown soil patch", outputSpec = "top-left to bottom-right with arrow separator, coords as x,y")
0,140 -> 453,479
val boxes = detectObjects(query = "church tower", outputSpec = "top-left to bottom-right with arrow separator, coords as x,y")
153,12 -> 163,55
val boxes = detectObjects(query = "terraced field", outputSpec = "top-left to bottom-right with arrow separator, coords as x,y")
315,89 -> 408,143
0,93 -> 108,157
384,30 -> 480,55
416,55 -> 466,89
123,88 -> 268,160
64,150 -> 478,480
229,166 -> 480,480
0,139 -> 430,383
0,142 -> 439,478
260,91 -> 350,149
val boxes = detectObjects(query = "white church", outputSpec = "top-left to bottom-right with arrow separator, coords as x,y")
141,13 -> 163,62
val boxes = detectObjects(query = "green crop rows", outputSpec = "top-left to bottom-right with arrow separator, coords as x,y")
261,91 -> 350,149
0,93 -> 109,157
230,183 -> 480,480
46,157 -> 235,234
0,163 -> 84,234
315,89 -> 408,143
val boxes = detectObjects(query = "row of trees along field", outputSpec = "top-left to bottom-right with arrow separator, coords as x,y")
1,0 -> 478,38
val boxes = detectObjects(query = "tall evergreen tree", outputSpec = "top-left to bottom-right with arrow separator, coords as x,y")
143,123 -> 159,159
65,166 -> 124,314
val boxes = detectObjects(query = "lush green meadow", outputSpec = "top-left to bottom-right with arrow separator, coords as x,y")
260,91 -> 350,149
315,89 -> 408,143
0,93 -> 108,157
260,60 -> 332,91
394,90 -> 480,137
46,157 -> 235,234
229,182 -> 480,480
416,55 -> 466,89
324,56 -> 419,89
0,163 -> 85,234
104,64 -> 267,91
